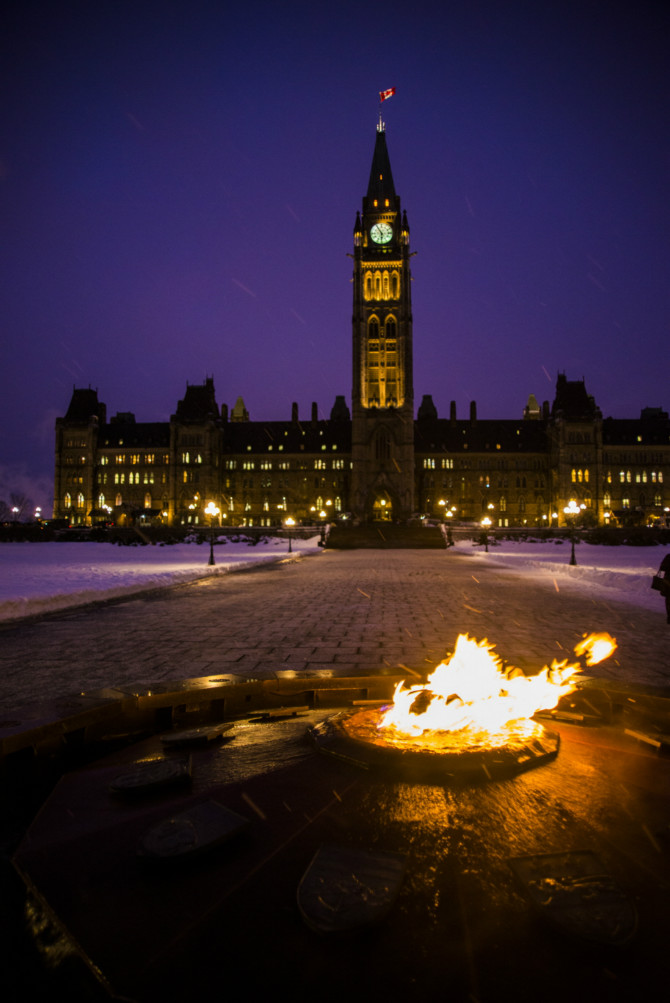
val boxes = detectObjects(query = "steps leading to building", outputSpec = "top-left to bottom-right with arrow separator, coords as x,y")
326,524 -> 446,549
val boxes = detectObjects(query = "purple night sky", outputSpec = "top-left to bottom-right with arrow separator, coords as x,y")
1,1 -> 668,512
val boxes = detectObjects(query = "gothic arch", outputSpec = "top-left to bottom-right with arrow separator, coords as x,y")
374,427 -> 392,462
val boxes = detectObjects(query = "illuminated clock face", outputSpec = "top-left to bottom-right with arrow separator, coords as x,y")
370,222 -> 393,244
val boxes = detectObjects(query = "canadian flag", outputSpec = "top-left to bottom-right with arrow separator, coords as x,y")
379,87 -> 396,103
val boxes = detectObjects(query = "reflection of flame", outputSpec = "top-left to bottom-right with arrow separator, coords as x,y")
378,633 -> 614,751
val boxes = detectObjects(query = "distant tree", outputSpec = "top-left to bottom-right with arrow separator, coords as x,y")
0,492 -> 34,522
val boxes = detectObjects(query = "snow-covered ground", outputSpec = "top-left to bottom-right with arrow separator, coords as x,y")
0,537 -> 667,623
0,537 -> 322,621
456,537 -> 668,614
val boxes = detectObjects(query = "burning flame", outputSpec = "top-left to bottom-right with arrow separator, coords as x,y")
379,632 -> 616,750
574,632 -> 617,666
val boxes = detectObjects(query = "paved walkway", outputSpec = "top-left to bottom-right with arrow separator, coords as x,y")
0,549 -> 668,716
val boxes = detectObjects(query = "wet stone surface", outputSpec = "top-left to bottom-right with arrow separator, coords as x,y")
0,549 -> 667,716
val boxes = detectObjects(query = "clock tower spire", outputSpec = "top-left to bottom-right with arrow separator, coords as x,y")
350,125 -> 415,522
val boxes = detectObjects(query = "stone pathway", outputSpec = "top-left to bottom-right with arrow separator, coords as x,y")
0,549 -> 667,716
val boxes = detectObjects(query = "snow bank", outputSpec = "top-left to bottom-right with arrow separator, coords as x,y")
456,538 -> 668,613
0,538 -> 321,621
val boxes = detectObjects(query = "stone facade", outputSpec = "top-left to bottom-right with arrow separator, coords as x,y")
54,130 -> 670,529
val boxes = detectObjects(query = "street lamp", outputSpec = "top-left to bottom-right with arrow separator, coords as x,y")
204,502 -> 220,566
285,516 -> 295,553
444,506 -> 456,546
481,515 -> 492,553
563,500 -> 584,566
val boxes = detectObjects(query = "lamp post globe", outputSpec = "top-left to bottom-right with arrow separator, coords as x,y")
285,516 -> 295,553
563,500 -> 582,566
204,502 -> 220,566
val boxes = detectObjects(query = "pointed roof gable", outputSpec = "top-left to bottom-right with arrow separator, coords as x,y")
64,388 -> 106,423
174,377 -> 220,422
551,374 -> 601,421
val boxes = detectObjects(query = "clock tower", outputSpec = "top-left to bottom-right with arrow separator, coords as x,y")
351,122 -> 415,522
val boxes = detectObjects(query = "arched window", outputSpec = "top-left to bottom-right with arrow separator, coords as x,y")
64,492 -> 72,509
364,273 -> 372,300
374,428 -> 391,461
368,316 -> 379,339
144,493 -> 152,508
374,271 -> 382,298
382,272 -> 390,299
391,271 -> 399,298
76,492 -> 85,508
385,316 -> 396,339
115,493 -> 122,506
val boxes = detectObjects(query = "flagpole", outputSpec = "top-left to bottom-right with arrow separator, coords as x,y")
378,87 -> 395,131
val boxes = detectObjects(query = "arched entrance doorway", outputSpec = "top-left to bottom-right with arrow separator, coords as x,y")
372,493 -> 392,521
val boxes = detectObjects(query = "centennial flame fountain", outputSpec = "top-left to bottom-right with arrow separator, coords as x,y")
309,632 -> 617,781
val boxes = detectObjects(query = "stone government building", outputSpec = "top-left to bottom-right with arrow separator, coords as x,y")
54,125 -> 670,530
